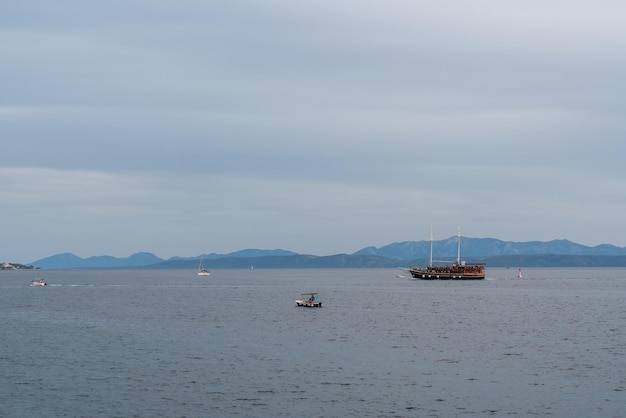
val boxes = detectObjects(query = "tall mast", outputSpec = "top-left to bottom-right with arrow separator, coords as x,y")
456,221 -> 461,264
429,225 -> 433,267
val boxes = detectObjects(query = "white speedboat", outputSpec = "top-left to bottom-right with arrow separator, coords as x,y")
295,293 -> 322,308
31,279 -> 47,286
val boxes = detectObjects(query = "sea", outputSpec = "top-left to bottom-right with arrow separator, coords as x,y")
1,268 -> 624,418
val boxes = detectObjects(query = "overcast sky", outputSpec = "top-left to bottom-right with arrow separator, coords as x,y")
2,1 -> 626,262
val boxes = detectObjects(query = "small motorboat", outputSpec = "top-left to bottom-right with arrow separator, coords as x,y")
31,278 -> 47,286
295,293 -> 322,308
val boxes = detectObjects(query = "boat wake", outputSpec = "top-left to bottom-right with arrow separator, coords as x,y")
47,284 -> 95,287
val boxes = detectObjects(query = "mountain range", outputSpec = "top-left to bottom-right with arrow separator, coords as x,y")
27,237 -> 626,269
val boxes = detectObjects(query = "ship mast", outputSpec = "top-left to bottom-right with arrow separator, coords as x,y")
429,225 -> 433,267
456,221 -> 461,264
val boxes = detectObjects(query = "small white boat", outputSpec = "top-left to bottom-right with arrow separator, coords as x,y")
197,256 -> 211,276
295,293 -> 322,308
31,278 -> 47,286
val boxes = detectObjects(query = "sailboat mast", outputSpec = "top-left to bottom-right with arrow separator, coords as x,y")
429,225 -> 433,267
457,222 -> 461,264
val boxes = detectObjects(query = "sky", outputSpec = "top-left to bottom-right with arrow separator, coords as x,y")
2,1 -> 626,263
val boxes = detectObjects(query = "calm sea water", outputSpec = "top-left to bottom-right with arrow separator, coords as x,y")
1,268 -> 625,417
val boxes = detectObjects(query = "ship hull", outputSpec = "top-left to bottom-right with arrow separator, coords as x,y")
408,265 -> 485,280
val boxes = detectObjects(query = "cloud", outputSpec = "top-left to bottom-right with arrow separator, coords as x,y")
1,1 -> 626,261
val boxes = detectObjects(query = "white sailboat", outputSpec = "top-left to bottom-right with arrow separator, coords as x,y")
197,255 -> 211,276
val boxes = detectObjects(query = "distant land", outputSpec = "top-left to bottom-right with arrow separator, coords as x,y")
0,262 -> 38,271
14,237 -> 626,269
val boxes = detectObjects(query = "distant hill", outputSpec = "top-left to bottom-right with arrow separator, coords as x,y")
355,237 -> 626,259
168,249 -> 299,261
149,254 -> 626,269
32,252 -> 165,269
475,254 -> 626,268
149,254 -> 402,269
27,239 -> 626,269
31,249 -> 297,269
